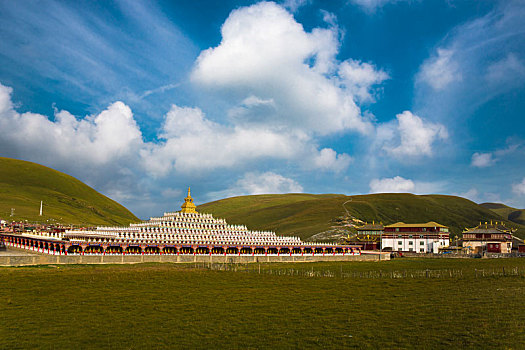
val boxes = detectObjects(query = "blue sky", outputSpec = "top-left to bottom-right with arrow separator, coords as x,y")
1,0 -> 524,218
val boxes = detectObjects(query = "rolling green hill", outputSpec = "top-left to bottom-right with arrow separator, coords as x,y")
480,202 -> 525,226
198,193 -> 525,240
0,157 -> 139,226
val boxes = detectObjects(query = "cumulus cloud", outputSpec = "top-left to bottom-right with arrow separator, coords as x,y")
417,49 -> 462,90
338,59 -> 389,103
369,176 -> 444,194
0,83 -> 150,195
209,171 -> 303,199
471,144 -> 520,168
191,1 -> 380,135
143,105 -> 300,175
0,84 -> 143,167
142,104 -> 351,175
369,176 -> 415,193
310,148 -> 352,173
380,110 -> 448,158
513,178 -> 525,196
2,80 -> 353,187
471,152 -> 495,168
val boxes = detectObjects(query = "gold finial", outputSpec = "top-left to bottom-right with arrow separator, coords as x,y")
180,186 -> 197,213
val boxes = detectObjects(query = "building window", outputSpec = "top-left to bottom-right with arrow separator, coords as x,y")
395,228 -> 399,232
409,235 -> 413,238
409,248 -> 413,252
420,248 -> 424,252
398,241 -> 402,245
420,241 -> 424,246
397,235 -> 402,238
409,241 -> 413,245
419,235 -> 424,238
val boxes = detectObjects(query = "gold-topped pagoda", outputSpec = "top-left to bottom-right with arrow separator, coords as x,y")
180,187 -> 197,213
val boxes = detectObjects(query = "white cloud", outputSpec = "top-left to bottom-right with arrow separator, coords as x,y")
191,1 -> 379,136
486,53 -> 525,83
1,78 -> 351,208
381,110 -> 448,158
0,84 -> 13,115
282,0 -> 309,13
414,1 -> 525,121
142,105 -> 300,175
349,0 -> 411,12
369,176 -> 444,194
513,178 -> 525,196
417,49 -> 462,90
141,104 -> 351,175
338,59 -> 389,103
310,148 -> 352,173
210,171 -> 303,199
0,83 -> 144,167
0,82 -> 155,213
471,144 -> 520,168
369,176 -> 415,193
471,152 -> 495,168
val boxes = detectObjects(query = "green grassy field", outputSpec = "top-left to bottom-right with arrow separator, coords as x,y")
198,193 -> 525,240
1,258 -> 524,349
0,157 -> 139,225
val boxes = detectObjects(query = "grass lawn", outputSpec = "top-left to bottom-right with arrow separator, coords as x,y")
1,258 -> 524,349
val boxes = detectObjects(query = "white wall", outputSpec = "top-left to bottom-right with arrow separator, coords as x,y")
382,237 -> 449,253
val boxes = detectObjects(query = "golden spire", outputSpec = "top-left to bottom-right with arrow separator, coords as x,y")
180,186 -> 197,213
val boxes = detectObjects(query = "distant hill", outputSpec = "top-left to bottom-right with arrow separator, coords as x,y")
0,157 -> 139,226
198,193 -> 525,241
480,202 -> 525,226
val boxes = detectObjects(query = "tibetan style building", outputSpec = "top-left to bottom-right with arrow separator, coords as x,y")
0,188 -> 359,256
348,222 -> 384,250
381,222 -> 449,253
462,221 -> 514,254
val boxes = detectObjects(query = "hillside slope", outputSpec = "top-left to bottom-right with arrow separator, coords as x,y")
480,203 -> 525,226
198,193 -> 525,241
0,157 -> 139,225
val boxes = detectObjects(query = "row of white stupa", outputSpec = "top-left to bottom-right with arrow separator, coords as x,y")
62,188 -> 331,247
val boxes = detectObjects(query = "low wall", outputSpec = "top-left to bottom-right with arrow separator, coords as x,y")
0,249 -> 388,266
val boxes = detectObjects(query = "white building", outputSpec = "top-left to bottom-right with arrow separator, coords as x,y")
382,222 -> 449,253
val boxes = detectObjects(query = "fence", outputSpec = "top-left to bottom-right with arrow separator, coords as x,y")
186,262 -> 525,280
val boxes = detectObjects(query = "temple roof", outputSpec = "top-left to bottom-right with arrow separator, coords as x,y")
356,223 -> 384,231
385,221 -> 447,228
463,221 -> 514,234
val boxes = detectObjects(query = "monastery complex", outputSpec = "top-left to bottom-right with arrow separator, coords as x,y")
0,188 -> 360,257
